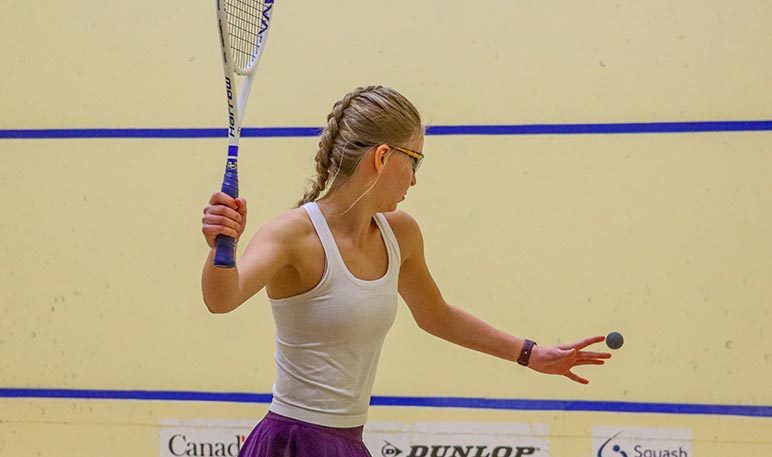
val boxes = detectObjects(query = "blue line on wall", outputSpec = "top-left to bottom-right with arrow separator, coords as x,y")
1,388 -> 770,418
2,120 -> 772,139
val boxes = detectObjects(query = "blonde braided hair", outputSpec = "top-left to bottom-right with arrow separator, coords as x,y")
296,86 -> 421,207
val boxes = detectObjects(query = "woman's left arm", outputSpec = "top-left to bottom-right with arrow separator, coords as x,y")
389,211 -> 610,384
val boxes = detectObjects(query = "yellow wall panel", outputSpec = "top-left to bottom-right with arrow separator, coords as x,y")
2,0 -> 771,455
1,1 -> 771,128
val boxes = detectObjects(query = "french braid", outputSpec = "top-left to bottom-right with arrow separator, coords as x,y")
296,86 -> 421,207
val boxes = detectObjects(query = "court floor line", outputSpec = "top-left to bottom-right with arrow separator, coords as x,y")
1,388 -> 770,418
1,120 -> 772,139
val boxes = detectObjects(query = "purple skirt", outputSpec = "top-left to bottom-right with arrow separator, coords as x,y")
238,412 -> 372,457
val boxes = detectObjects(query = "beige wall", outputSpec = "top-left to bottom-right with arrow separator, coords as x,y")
1,0 -> 771,455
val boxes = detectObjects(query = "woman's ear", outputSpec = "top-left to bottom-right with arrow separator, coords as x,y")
373,144 -> 390,172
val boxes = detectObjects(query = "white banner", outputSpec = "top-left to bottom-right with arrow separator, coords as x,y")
159,419 -> 549,457
592,426 -> 692,457
364,421 -> 550,457
159,419 -> 255,457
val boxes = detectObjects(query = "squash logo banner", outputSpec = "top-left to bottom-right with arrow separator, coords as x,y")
592,426 -> 692,457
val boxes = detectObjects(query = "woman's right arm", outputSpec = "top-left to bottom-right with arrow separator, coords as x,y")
200,192 -> 293,313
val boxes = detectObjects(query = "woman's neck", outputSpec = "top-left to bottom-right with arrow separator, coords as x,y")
316,188 -> 378,240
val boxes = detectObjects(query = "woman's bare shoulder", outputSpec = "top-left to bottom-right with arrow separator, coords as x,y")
252,207 -> 315,244
382,210 -> 423,258
382,209 -> 420,232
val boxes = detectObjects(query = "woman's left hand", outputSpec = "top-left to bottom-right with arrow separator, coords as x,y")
528,336 -> 611,384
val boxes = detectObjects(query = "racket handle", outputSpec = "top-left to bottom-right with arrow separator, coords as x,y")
214,235 -> 236,268
214,156 -> 239,268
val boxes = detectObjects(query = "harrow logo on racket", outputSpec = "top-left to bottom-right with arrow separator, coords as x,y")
225,76 -> 236,137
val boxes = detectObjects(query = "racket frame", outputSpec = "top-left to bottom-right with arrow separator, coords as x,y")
213,0 -> 275,268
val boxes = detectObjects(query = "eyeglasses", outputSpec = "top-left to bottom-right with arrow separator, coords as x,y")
389,145 -> 424,172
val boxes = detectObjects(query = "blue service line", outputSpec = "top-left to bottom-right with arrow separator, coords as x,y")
1,120 -> 772,139
1,388 -> 770,418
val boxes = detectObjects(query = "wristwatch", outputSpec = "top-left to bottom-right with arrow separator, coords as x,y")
517,339 -> 537,366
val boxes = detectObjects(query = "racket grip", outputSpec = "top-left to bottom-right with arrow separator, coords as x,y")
213,157 -> 239,268
214,235 -> 236,268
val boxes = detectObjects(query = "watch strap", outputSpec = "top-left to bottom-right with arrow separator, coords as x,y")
517,339 -> 537,366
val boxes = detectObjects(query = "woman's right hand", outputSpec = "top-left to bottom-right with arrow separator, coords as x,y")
201,192 -> 247,249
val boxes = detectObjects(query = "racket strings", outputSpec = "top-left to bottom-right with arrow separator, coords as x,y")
225,0 -> 268,71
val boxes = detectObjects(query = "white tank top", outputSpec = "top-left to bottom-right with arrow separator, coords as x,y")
267,202 -> 401,427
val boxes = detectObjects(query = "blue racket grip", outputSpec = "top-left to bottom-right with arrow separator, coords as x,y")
213,155 -> 239,268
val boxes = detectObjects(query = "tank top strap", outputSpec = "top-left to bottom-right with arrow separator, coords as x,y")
373,213 -> 401,276
302,202 -> 401,284
301,202 -> 342,275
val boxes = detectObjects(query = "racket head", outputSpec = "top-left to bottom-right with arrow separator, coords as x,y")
216,0 -> 275,76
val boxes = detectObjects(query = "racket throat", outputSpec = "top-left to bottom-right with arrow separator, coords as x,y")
225,76 -> 241,138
